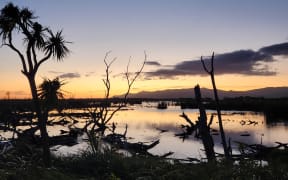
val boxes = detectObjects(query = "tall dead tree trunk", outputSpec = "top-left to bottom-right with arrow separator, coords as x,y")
201,52 -> 230,159
194,85 -> 215,162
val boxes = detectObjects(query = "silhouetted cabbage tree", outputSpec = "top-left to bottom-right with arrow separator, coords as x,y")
0,3 -> 70,166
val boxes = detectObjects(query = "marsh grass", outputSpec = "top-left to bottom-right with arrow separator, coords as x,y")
1,145 -> 288,179
45,150 -> 288,179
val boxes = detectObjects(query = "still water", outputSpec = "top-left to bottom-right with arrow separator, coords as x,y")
52,102 -> 288,160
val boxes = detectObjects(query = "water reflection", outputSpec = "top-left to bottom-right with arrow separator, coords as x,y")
108,104 -> 288,159
2,102 -> 287,159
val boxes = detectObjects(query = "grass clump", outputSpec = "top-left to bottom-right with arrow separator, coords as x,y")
52,151 -> 288,180
1,147 -> 288,179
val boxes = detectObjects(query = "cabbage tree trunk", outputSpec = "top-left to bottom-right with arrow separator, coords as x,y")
27,74 -> 51,167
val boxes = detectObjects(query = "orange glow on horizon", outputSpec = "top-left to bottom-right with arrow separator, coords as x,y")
1,70 -> 288,99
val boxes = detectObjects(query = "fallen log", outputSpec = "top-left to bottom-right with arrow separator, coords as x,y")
103,133 -> 160,155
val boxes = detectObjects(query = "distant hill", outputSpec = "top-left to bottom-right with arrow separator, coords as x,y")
117,87 -> 288,99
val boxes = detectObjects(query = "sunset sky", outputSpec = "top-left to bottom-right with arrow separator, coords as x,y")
0,0 -> 288,99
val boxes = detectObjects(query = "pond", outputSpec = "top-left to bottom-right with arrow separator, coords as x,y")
51,101 -> 288,160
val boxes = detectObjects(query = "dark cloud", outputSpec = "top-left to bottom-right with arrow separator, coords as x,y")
146,50 -> 275,78
259,42 -> 288,56
145,61 -> 161,66
57,72 -> 81,79
145,42 -> 288,79
210,50 -> 274,75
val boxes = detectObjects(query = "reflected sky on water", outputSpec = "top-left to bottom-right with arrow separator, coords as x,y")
4,102 -> 287,160
96,102 -> 288,159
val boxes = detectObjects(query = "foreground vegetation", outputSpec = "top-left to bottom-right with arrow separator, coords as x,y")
0,142 -> 288,180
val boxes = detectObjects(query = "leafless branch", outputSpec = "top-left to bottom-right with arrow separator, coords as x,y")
200,51 -> 230,159
200,52 -> 214,74
84,51 -> 146,138
103,51 -> 116,99
105,51 -> 146,124
179,112 -> 195,127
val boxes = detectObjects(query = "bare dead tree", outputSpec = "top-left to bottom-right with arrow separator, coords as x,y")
200,52 -> 230,159
84,52 -> 146,154
102,52 -> 146,125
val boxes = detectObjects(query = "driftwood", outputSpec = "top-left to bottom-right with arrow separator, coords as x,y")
180,112 -> 195,128
176,112 -> 199,140
15,126 -> 79,147
240,120 -> 258,126
103,133 -> 159,155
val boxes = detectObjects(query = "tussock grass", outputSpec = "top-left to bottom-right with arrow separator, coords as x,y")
1,147 -> 288,180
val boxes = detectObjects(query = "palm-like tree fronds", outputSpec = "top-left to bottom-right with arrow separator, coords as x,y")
45,30 -> 70,60
19,7 -> 35,27
0,3 -> 20,42
24,22 -> 46,49
0,3 -> 35,43
1,3 -> 20,20
38,78 -> 64,110
32,22 -> 46,49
